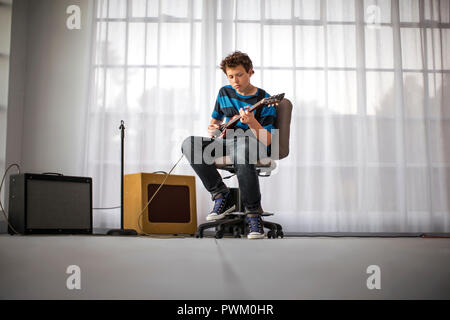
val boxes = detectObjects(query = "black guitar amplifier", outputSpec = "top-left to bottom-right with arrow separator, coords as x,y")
8,173 -> 92,235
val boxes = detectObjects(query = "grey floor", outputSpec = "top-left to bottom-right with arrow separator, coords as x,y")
0,234 -> 449,300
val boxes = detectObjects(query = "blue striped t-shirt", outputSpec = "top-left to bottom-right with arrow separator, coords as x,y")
211,85 -> 277,132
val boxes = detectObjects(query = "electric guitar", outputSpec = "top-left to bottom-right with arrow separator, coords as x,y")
214,93 -> 285,139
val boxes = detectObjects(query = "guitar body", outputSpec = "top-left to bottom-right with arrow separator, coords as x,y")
218,115 -> 239,139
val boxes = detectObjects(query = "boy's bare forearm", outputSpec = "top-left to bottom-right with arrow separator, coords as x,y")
248,119 -> 272,146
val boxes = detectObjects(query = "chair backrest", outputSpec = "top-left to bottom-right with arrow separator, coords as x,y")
272,98 -> 293,160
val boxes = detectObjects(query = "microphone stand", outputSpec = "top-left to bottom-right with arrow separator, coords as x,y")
107,120 -> 137,236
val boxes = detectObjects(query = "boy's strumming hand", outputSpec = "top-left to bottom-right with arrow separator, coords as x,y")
208,124 -> 221,138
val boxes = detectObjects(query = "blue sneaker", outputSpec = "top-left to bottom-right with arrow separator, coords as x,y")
206,192 -> 236,221
246,215 -> 265,239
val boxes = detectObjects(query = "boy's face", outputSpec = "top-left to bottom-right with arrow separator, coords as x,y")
225,65 -> 253,93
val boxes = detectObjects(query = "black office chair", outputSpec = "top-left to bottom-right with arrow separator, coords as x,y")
195,98 -> 293,239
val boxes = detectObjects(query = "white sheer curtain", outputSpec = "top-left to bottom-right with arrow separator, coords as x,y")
85,0 -> 450,233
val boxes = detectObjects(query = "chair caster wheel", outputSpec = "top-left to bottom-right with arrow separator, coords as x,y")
195,231 -> 204,238
277,231 -> 284,238
215,231 -> 224,239
269,230 -> 280,239
233,226 -> 241,238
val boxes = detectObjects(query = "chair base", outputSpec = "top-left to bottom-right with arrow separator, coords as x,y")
195,212 -> 284,239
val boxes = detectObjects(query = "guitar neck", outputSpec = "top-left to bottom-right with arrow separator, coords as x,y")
247,101 -> 263,113
225,101 -> 264,126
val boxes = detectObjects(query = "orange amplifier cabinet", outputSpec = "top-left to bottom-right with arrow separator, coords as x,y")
124,173 -> 197,235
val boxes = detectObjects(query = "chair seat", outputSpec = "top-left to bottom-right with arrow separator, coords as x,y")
214,156 -> 276,174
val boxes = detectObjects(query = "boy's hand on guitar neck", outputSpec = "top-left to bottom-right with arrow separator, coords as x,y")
239,106 -> 257,126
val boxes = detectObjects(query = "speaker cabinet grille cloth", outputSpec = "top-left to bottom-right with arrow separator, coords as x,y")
27,179 -> 91,229
147,184 -> 190,223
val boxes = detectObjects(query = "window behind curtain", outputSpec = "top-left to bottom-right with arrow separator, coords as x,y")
88,0 -> 450,232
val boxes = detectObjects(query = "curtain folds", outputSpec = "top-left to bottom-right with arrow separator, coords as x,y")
86,0 -> 450,232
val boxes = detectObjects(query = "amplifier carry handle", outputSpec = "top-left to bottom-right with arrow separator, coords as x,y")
42,172 -> 64,176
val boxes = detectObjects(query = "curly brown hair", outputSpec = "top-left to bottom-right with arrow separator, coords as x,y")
220,51 -> 254,75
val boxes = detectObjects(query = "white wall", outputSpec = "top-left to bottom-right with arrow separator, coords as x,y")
0,1 -> 12,168
7,0 -> 93,176
5,0 -> 25,181
2,0 -> 93,232
0,0 -> 12,233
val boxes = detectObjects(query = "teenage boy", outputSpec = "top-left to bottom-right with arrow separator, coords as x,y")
182,51 -> 277,239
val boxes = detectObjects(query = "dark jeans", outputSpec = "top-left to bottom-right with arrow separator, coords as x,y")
181,134 -> 270,212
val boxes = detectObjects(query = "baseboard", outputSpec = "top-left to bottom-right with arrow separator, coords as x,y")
203,231 -> 450,238
285,232 -> 450,238
0,226 -> 117,236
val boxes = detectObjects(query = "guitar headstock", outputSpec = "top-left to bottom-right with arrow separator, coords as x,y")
261,93 -> 285,107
